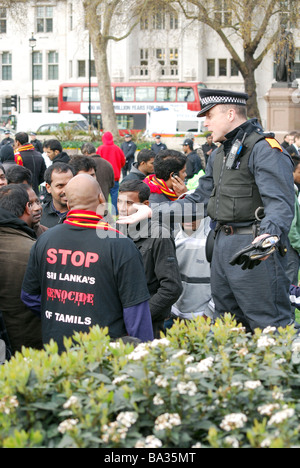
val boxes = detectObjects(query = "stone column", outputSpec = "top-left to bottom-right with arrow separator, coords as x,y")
264,83 -> 300,141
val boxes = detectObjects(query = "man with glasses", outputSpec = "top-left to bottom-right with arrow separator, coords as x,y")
0,184 -> 43,354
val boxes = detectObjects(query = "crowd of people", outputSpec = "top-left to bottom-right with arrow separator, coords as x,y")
0,87 -> 300,361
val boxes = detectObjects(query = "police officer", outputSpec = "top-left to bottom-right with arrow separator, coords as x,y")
121,133 -> 137,178
119,89 -> 295,332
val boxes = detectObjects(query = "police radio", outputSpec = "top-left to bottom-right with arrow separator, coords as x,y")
225,133 -> 247,170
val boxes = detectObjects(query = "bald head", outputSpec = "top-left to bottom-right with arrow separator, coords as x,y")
65,174 -> 104,211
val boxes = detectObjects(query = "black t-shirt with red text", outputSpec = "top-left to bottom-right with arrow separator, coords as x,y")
22,221 -> 150,351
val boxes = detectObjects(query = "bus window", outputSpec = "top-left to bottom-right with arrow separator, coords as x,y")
115,87 -> 134,102
63,87 -> 81,102
83,87 -> 100,102
156,86 -> 176,102
116,114 -> 134,129
136,87 -> 155,101
177,87 -> 195,102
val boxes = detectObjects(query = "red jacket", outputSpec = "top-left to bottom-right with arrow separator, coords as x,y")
96,132 -> 125,181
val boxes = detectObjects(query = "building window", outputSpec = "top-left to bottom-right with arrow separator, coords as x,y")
36,6 -> 53,33
219,58 -> 227,76
153,10 -> 166,30
2,52 -> 12,80
2,97 -> 10,116
140,16 -> 148,30
90,60 -> 96,77
280,0 -> 296,28
78,60 -> 85,77
230,59 -> 239,76
140,49 -> 148,76
69,3 -> 73,31
48,97 -> 58,112
0,7 -> 7,34
207,59 -> 215,76
78,60 -> 86,77
214,0 -> 232,27
33,51 -> 43,80
48,51 -> 58,80
33,97 -> 42,113
170,13 -> 178,29
294,48 -> 300,78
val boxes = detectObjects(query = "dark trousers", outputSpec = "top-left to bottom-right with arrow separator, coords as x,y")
211,230 -> 292,331
122,157 -> 134,178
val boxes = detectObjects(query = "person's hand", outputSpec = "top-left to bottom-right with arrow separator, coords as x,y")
117,203 -> 152,225
172,175 -> 188,197
252,233 -> 273,261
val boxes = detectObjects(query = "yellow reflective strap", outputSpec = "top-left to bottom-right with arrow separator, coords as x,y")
265,138 -> 283,152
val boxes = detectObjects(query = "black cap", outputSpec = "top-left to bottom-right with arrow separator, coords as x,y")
197,88 -> 248,117
182,138 -> 193,147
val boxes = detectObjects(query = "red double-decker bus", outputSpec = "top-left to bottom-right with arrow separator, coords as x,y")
58,81 -> 206,132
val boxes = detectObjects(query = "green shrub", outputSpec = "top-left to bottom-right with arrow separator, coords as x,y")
1,315 -> 300,448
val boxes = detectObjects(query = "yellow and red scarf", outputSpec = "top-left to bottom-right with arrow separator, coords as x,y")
64,210 -> 121,233
14,143 -> 35,166
144,174 -> 178,201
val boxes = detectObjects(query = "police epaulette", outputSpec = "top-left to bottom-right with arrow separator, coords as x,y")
265,137 -> 283,152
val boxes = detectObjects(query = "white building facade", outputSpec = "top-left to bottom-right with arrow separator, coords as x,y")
0,0 -> 299,130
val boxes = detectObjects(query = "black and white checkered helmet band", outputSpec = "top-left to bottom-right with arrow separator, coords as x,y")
201,95 -> 247,106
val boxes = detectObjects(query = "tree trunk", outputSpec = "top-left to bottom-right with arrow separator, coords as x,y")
89,33 -> 120,140
242,52 -> 261,123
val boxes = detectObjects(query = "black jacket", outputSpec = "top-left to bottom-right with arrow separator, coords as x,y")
17,146 -> 47,195
122,163 -> 146,182
41,199 -> 68,228
31,139 -> 43,154
127,220 -> 182,337
52,151 -> 70,164
185,150 -> 203,179
121,140 -> 137,161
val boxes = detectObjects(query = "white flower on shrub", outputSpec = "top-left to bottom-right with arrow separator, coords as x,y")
257,335 -> 276,348
184,355 -> 194,364
101,412 -> 137,443
153,394 -> 164,405
272,390 -> 284,401
0,395 -> 19,415
171,350 -> 187,359
258,403 -> 280,416
112,374 -> 129,385
102,421 -> 127,443
127,343 -> 149,360
177,381 -> 197,396
154,413 -> 181,431
155,375 -> 169,388
244,380 -> 262,390
135,435 -> 163,448
267,407 -> 295,426
58,418 -> 78,433
150,338 -> 171,348
116,411 -> 138,428
224,436 -> 239,448
63,395 -> 80,409
291,341 -> 300,353
186,356 -> 214,374
220,413 -> 247,431
262,326 -> 276,334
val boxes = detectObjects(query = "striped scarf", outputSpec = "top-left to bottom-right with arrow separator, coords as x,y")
14,144 -> 35,166
144,174 -> 178,201
64,210 -> 120,233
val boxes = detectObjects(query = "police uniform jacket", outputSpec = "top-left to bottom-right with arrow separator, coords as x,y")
185,119 -> 295,239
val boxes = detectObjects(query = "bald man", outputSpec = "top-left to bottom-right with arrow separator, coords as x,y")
21,174 -> 153,352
